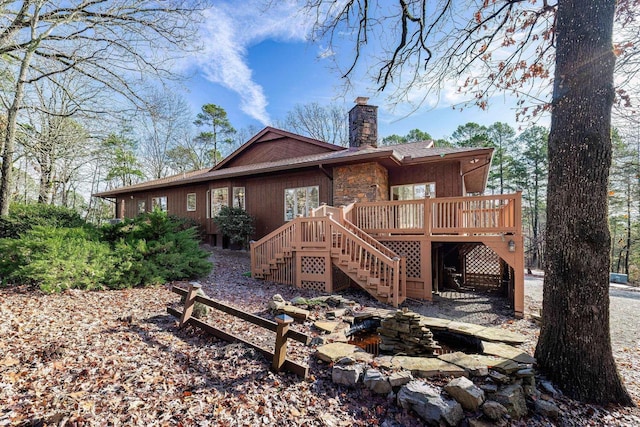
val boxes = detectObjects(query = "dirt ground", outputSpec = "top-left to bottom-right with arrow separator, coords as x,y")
1,248 -> 639,426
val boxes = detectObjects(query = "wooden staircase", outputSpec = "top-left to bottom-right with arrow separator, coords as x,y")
250,214 -> 406,307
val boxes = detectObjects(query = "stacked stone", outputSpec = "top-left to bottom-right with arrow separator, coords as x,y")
378,309 -> 440,355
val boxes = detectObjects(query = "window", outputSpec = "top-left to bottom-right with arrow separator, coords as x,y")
211,187 -> 228,216
186,193 -> 197,212
151,196 -> 167,211
206,190 -> 210,218
233,187 -> 245,209
284,186 -> 319,221
391,183 -> 436,200
137,200 -> 146,214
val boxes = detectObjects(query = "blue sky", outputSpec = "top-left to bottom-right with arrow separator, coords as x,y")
182,1 -> 538,142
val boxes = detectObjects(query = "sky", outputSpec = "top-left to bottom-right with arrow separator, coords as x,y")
180,1 -> 541,143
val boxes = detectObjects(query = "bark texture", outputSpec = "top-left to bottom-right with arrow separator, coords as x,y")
535,0 -> 633,405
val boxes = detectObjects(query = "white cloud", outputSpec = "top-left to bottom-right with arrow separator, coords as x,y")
194,2 -> 313,125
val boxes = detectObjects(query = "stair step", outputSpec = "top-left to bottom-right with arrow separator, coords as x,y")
348,262 -> 359,272
367,277 -> 381,288
357,269 -> 369,280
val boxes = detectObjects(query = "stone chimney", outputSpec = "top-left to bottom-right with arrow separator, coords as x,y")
348,97 -> 378,149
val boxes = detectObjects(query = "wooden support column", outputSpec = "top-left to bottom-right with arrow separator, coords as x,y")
179,282 -> 201,328
422,237 -> 433,299
272,314 -> 294,373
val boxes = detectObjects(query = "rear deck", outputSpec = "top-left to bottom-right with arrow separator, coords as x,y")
251,192 -> 524,317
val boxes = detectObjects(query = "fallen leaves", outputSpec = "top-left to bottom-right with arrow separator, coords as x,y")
2,249 -> 640,426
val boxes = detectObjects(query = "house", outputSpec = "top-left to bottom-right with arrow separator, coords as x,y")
95,97 -> 524,317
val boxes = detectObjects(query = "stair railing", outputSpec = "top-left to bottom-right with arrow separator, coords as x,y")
326,215 -> 405,306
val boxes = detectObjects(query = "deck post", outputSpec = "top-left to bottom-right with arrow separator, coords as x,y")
272,314 -> 294,372
179,282 -> 201,327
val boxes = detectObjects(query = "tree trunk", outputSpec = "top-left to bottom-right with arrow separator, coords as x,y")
535,0 -> 633,405
0,48 -> 34,216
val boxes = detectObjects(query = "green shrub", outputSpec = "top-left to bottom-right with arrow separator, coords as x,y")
0,207 -> 212,292
0,203 -> 85,239
101,209 -> 212,286
0,226 -> 114,293
213,206 -> 255,249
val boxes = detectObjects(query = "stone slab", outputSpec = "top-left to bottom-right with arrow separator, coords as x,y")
438,352 -> 520,376
481,341 -> 536,364
474,327 -> 527,345
315,342 -> 360,363
445,321 -> 488,337
391,356 -> 467,378
419,317 -> 453,330
314,320 -> 341,333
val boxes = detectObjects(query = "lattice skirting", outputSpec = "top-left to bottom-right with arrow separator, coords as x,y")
332,266 -> 352,291
379,240 -> 422,278
301,281 -> 326,292
301,256 -> 326,275
464,245 -> 503,291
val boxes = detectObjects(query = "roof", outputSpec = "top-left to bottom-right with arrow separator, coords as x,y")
94,128 -> 493,198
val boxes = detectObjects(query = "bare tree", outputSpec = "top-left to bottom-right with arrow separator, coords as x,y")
19,76 -> 95,204
284,102 -> 348,146
302,0 -> 636,404
137,88 -> 193,179
0,0 -> 206,215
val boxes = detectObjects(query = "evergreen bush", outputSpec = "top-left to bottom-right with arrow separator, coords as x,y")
213,206 -> 255,249
0,206 -> 212,292
0,203 -> 85,239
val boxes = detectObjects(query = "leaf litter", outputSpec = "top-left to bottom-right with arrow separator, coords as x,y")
1,248 -> 639,426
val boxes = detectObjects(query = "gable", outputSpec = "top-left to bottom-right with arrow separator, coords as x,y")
213,127 -> 344,170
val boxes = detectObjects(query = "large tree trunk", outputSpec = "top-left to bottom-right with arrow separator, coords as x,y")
0,48 -> 33,216
535,0 -> 633,405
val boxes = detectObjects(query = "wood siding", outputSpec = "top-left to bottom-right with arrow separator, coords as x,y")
244,170 -> 332,239
388,161 -> 462,198
117,183 -> 209,224
222,131 -> 338,168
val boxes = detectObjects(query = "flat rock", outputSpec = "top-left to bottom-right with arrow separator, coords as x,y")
390,356 -> 466,378
493,384 -> 528,419
364,369 -> 392,395
332,363 -> 364,387
481,341 -> 536,364
482,400 -> 509,421
314,321 -> 341,333
315,342 -> 360,362
397,381 -> 464,426
419,316 -> 453,330
444,376 -> 485,411
474,327 -> 527,345
389,370 -> 413,387
438,352 -> 520,376
446,321 -> 487,337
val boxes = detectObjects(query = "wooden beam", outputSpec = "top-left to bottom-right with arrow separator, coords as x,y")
172,286 -> 310,345
167,307 -> 309,378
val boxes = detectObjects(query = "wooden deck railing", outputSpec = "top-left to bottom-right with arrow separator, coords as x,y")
430,193 -> 521,234
352,192 -> 522,236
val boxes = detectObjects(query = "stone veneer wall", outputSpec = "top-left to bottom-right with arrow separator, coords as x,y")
333,162 -> 389,206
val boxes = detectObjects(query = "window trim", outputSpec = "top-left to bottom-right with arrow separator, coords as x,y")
390,182 -> 436,200
232,187 -> 246,210
151,196 -> 167,212
186,193 -> 197,212
284,185 -> 320,221
211,187 -> 229,217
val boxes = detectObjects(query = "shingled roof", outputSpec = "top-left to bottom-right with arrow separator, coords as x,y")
94,129 -> 492,198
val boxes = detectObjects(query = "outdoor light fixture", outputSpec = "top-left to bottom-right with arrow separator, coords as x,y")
508,239 -> 516,252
